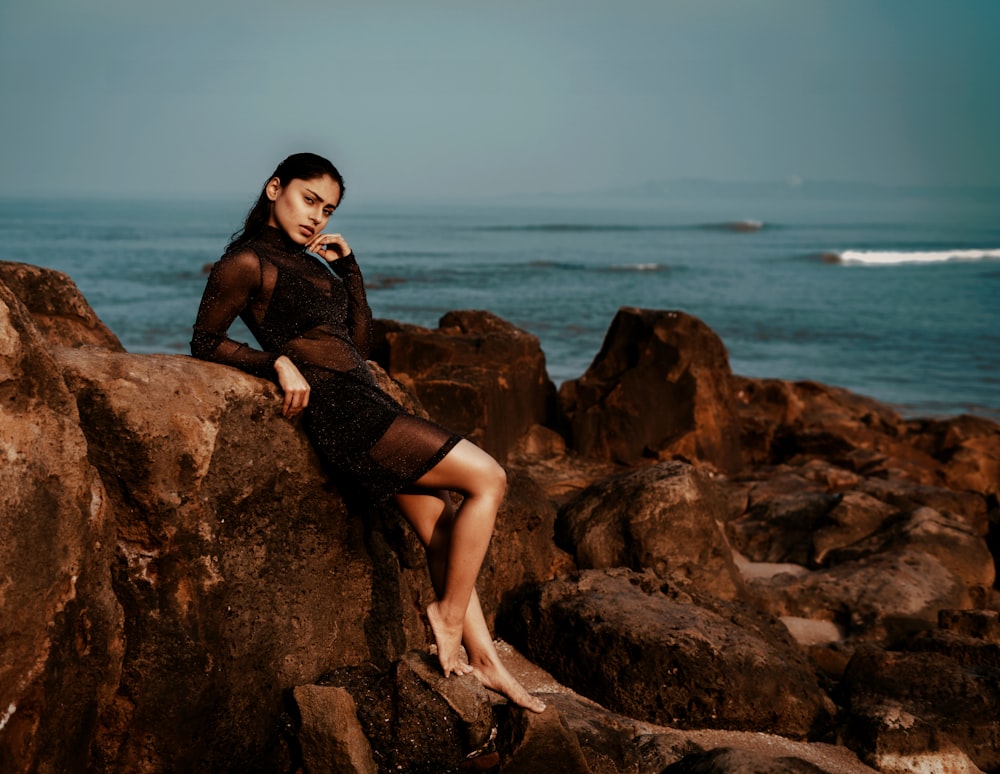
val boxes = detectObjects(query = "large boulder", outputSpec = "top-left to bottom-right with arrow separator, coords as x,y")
904,413 -> 1000,499
317,650 -> 497,774
744,503 -> 994,641
50,346 -> 421,771
0,261 -> 124,350
501,569 -> 834,737
556,461 -> 745,600
0,282 -> 122,773
839,611 -> 1000,773
374,310 -> 558,463
560,308 -> 743,473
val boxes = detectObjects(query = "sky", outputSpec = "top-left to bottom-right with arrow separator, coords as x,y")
1,0 -> 998,201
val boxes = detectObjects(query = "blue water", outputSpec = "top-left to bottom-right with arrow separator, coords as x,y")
1,183 -> 998,420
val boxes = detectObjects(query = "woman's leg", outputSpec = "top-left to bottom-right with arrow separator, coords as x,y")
395,448 -> 546,712
404,440 -> 506,678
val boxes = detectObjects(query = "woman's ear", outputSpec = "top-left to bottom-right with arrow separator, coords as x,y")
265,177 -> 282,202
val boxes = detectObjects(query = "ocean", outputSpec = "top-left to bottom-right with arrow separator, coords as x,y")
1,182 -> 998,420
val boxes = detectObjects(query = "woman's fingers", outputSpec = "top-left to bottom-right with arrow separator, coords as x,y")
273,355 -> 311,418
306,233 -> 351,260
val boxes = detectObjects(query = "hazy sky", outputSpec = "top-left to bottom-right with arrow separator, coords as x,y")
1,0 -> 998,200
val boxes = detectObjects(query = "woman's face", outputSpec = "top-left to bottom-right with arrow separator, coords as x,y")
266,174 -> 342,244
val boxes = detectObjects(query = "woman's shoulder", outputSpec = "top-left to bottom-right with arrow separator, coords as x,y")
208,244 -> 265,284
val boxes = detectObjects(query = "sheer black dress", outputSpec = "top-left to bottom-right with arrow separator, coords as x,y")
191,225 -> 461,502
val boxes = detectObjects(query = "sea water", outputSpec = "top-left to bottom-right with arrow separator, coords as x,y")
1,182 -> 998,420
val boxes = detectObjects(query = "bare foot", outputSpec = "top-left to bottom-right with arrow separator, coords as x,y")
427,601 -> 472,677
471,658 -> 546,713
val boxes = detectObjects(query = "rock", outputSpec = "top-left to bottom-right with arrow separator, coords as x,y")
0,261 -> 124,350
661,746 -> 828,773
373,310 -> 558,462
747,505 -> 994,642
556,461 -> 744,600
0,281 -> 122,773
501,708 -> 593,774
293,685 -> 377,774
322,651 -> 497,773
839,642 -> 1000,773
560,308 -> 743,473
905,413 -> 1000,499
501,569 -> 833,737
50,346 -> 423,771
733,378 -> 947,486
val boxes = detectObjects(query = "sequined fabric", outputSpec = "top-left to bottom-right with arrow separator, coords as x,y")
191,226 -> 461,501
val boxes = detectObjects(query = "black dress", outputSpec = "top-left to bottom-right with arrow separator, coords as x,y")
191,225 -> 461,502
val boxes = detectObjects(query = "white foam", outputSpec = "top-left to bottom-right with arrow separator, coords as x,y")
835,248 -> 1000,265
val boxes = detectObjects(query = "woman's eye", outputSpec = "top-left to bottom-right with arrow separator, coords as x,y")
304,196 -> 314,204
323,209 -> 334,217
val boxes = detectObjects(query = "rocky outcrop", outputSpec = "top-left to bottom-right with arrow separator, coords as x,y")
838,610 -> 1000,773
0,261 -> 123,350
0,282 -> 121,774
3,260 -> 999,773
556,461 -> 745,600
373,310 -> 558,462
560,307 -> 744,473
501,569 -> 834,737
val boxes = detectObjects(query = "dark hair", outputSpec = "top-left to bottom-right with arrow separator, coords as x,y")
227,152 -> 345,252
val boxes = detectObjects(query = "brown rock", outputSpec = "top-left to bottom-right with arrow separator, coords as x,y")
557,461 -> 744,600
840,645 -> 1000,773
560,308 -> 744,473
501,569 -> 833,737
50,346 -> 422,771
0,281 -> 122,773
294,685 -> 377,774
323,651 -> 497,774
501,708 -> 593,774
905,413 -> 1000,499
0,261 -> 124,350
374,310 -> 558,462
661,746 -> 828,773
747,504 -> 994,640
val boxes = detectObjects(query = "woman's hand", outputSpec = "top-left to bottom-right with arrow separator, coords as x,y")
273,355 -> 310,418
305,232 -> 352,262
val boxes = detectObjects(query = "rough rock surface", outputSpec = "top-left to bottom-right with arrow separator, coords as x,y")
4,262 -> 999,773
0,281 -> 121,773
501,569 -> 834,737
373,310 -> 558,462
318,651 -> 497,773
0,261 -> 124,350
838,610 -> 1000,774
556,461 -> 745,600
560,307 -> 744,473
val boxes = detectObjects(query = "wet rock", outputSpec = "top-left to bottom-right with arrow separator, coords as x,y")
501,569 -> 833,737
0,281 -> 122,772
560,308 -> 743,473
0,261 -> 124,350
556,461 -> 744,600
374,310 -> 558,462
293,684 -> 377,774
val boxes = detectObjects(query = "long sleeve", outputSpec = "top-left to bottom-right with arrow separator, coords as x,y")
329,253 -> 373,359
190,250 -> 280,378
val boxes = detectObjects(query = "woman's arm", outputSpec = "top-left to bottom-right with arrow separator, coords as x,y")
190,250 -> 280,378
305,233 -> 373,359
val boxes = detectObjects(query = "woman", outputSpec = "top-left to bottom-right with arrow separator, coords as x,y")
191,152 -> 545,713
